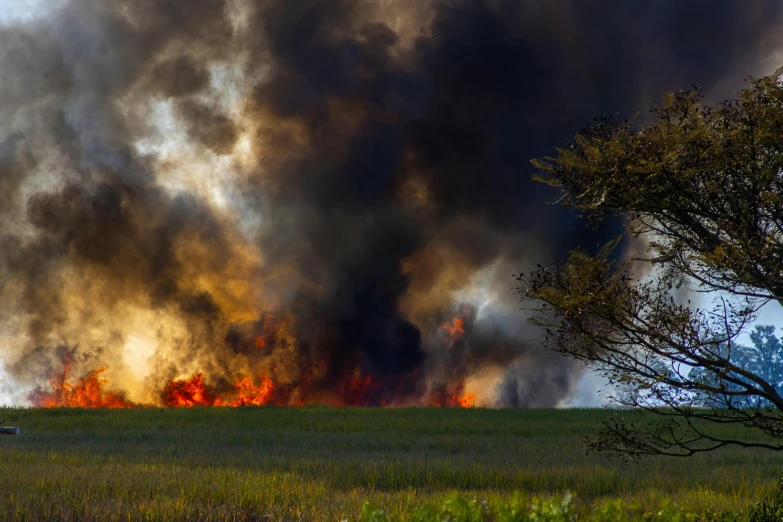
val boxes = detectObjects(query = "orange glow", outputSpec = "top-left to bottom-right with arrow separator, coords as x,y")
441,304 -> 474,343
30,302 -> 485,409
30,365 -> 480,408
231,375 -> 277,406
163,373 -> 219,407
254,312 -> 283,351
429,379 -> 475,408
162,373 -> 289,407
28,364 -> 135,408
458,392 -> 476,408
345,374 -> 378,405
442,317 -> 465,342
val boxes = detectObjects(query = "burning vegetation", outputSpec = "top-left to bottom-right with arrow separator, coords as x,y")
27,364 -> 135,409
30,369 -> 476,409
27,310 -> 478,408
2,0 -> 779,410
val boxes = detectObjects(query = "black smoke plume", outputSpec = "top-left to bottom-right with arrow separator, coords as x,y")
0,0 -> 780,406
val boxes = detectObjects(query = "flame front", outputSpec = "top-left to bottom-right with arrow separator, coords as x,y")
28,369 -> 476,409
27,364 -> 135,409
232,375 -> 277,406
29,357 -> 478,411
162,373 -> 280,408
26,306 -> 483,408
163,374 -> 219,407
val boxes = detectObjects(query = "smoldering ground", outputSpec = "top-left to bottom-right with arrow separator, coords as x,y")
0,0 -> 781,406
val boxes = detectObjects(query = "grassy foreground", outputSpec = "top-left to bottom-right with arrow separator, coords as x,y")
1,407 -> 782,521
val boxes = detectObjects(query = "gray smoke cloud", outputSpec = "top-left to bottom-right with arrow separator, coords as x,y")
0,0 -> 781,407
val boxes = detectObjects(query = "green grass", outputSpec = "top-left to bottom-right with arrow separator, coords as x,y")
0,407 -> 781,521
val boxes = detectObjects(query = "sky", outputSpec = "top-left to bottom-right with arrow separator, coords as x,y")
0,0 -> 64,26
739,302 -> 783,345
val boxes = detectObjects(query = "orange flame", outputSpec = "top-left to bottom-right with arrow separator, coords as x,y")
441,304 -> 474,343
29,365 -> 479,408
458,392 -> 476,408
29,303 -> 483,409
254,312 -> 283,351
28,364 -> 135,408
345,374 -> 379,405
231,375 -> 277,406
429,379 -> 475,408
163,373 -> 288,407
163,373 -> 219,407
441,317 -> 465,342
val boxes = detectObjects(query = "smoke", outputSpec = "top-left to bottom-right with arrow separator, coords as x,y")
0,0 -> 781,407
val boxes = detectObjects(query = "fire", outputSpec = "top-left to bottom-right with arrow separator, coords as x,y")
28,364 -> 135,408
432,305 -> 478,408
232,375 -> 277,406
254,313 -> 283,351
440,303 -> 474,343
30,366 -> 479,408
429,379 -> 476,408
458,392 -> 476,408
163,373 -> 285,407
28,305 -> 483,409
344,373 -> 381,406
163,373 -> 220,407
455,386 -> 476,408
442,316 -> 465,342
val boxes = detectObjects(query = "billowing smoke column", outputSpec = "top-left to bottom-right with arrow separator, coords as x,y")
0,0 -> 781,407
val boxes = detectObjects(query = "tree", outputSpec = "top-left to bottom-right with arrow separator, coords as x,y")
691,325 -> 783,409
741,326 -> 783,397
518,67 -> 783,459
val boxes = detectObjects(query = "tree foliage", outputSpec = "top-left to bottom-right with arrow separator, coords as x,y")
691,325 -> 783,409
519,67 -> 783,458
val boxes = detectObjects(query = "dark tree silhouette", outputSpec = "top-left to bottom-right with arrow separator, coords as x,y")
519,67 -> 783,459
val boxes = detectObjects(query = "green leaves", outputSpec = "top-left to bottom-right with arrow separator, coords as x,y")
521,67 -> 783,458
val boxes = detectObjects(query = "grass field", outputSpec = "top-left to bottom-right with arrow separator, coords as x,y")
1,406 -> 782,521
